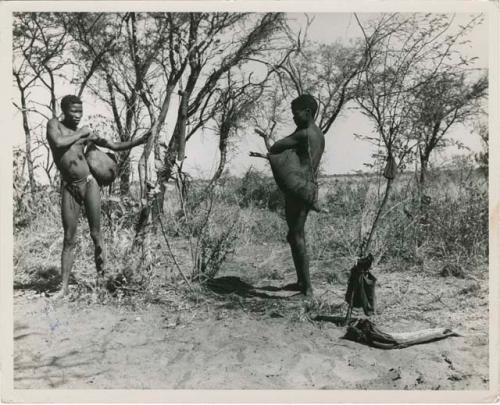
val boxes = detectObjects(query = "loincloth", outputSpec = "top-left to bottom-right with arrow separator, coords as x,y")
62,174 -> 94,204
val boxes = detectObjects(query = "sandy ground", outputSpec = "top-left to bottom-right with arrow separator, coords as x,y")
13,245 -> 489,390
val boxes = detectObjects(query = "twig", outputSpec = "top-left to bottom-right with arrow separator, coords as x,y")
249,151 -> 269,159
419,283 -> 453,311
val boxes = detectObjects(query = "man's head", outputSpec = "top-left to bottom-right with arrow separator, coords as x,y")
61,95 -> 83,128
291,94 -> 318,128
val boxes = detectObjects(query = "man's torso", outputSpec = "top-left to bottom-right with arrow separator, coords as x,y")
48,120 -> 91,182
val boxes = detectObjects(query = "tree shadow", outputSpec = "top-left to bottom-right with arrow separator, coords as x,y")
312,314 -> 354,327
14,265 -> 76,294
13,331 -> 172,389
14,332 -> 42,341
206,276 -> 302,299
14,348 -> 99,388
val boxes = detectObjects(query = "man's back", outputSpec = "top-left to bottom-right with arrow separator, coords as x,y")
296,123 -> 325,174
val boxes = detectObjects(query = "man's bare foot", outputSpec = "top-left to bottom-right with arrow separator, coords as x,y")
311,202 -> 329,213
95,274 -> 106,290
311,202 -> 321,212
281,282 -> 303,291
281,283 -> 313,297
50,289 -> 68,301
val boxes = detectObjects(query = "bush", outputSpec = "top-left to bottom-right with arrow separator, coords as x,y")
421,176 -> 487,260
164,178 -> 244,283
192,203 -> 241,281
304,168 -> 487,268
365,169 -> 487,266
236,168 -> 284,211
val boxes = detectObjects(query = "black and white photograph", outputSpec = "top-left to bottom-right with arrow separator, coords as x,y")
1,0 -> 498,402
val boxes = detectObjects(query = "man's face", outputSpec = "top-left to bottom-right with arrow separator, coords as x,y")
64,103 -> 83,127
292,105 -> 310,128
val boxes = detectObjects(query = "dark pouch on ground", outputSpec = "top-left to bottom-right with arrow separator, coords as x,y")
345,256 -> 376,316
85,144 -> 118,186
269,149 -> 318,207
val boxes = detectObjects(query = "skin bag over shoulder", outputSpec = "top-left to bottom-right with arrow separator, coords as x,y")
268,130 -> 318,208
85,143 -> 118,186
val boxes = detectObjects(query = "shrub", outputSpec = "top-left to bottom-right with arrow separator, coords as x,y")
236,168 -> 284,211
166,178 -> 244,283
305,167 -> 487,268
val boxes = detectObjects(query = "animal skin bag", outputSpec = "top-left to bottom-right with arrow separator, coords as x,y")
85,143 -> 118,186
268,130 -> 318,208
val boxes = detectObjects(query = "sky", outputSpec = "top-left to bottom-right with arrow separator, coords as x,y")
11,12 -> 489,182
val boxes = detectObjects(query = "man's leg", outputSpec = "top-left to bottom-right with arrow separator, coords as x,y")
83,178 -> 105,286
61,187 -> 81,295
285,197 -> 312,296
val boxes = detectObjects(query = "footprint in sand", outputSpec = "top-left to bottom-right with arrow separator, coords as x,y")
170,349 -> 186,364
236,348 -> 245,363
295,342 -> 313,354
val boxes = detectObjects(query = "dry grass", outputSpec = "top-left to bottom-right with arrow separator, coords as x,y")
13,164 -> 487,319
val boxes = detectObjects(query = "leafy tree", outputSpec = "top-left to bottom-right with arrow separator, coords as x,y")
412,71 -> 487,185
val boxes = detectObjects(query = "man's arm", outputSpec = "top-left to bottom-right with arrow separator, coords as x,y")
46,119 -> 90,149
91,131 -> 150,151
268,130 -> 306,154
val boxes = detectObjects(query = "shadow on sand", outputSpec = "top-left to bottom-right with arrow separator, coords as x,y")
14,265 -> 78,294
206,276 -> 303,299
14,266 -> 63,293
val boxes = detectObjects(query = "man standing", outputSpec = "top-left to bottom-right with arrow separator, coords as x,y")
46,95 -> 147,296
257,94 -> 325,297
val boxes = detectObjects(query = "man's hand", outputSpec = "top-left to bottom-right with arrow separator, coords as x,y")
79,126 -> 92,138
88,133 -> 111,148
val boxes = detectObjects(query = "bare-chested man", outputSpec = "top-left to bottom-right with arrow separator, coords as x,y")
47,95 -> 148,296
258,95 -> 325,297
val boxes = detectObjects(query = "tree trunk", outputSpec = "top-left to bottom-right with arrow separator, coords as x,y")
206,133 -> 229,192
416,152 -> 432,249
132,81 -> 179,279
157,144 -> 178,212
19,87 -> 36,199
47,70 -> 57,118
119,155 -> 131,196
360,177 -> 393,257
156,93 -> 189,211
419,155 -> 429,187
212,145 -> 227,186
138,83 -> 175,200
176,91 -> 189,161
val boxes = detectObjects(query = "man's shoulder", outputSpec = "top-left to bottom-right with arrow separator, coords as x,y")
47,118 -> 61,129
293,128 -> 309,139
300,124 -> 324,138
46,119 -> 64,143
310,124 -> 325,142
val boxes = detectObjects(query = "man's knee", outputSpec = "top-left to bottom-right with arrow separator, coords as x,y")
63,234 -> 77,250
287,229 -> 305,245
